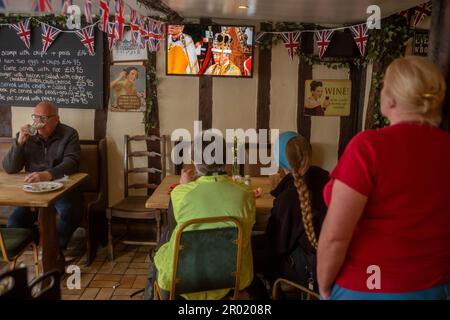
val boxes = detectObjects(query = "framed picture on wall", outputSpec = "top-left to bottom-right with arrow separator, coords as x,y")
304,80 -> 352,116
112,31 -> 148,62
109,65 -> 146,112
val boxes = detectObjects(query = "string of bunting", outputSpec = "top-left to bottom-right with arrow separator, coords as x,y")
255,1 -> 431,60
0,0 -> 166,55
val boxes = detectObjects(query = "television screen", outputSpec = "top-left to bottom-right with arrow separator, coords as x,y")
166,24 -> 254,77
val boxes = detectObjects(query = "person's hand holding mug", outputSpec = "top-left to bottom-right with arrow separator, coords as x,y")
17,125 -> 31,146
179,167 -> 196,184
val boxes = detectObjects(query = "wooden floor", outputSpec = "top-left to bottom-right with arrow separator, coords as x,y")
0,239 -> 153,300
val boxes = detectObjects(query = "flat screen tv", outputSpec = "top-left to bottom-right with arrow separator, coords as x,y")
166,24 -> 254,78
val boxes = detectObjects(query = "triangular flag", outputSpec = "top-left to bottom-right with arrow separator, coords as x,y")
106,22 -> 116,50
33,0 -> 53,13
350,23 -> 369,56
99,0 -> 109,32
75,25 -> 96,55
315,30 -> 334,58
84,0 -> 93,23
147,19 -> 164,52
10,18 -> 32,49
130,8 -> 140,44
280,32 -> 301,60
254,32 -> 266,43
114,0 -> 125,41
61,0 -> 72,16
413,2 -> 432,27
41,24 -> 61,53
139,16 -> 147,49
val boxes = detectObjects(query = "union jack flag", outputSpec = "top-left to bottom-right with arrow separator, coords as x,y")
413,2 -> 432,27
280,32 -> 301,60
41,24 -> 61,53
114,0 -> 125,41
106,22 -> 116,50
84,0 -> 93,23
75,24 -> 96,55
315,30 -> 334,58
130,8 -> 140,44
147,19 -> 164,52
350,23 -> 369,56
99,0 -> 110,32
32,0 -> 53,13
139,16 -> 147,49
10,18 -> 31,49
60,0 -> 72,16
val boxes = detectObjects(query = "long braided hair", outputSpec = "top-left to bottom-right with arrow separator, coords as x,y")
285,136 -> 318,250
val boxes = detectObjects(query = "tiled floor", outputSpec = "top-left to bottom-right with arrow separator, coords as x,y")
0,239 -> 154,300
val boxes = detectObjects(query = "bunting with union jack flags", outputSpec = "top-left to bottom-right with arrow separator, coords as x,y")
10,18 -> 32,49
33,0 -> 53,13
84,0 -> 93,24
114,0 -> 125,41
41,23 -> 61,53
99,0 -> 110,32
280,32 -> 301,60
147,19 -> 164,52
130,8 -> 140,44
315,30 -> 334,59
75,24 -> 96,55
413,2 -> 432,27
350,23 -> 369,56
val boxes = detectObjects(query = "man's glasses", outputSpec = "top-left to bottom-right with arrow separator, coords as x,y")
31,114 -> 57,123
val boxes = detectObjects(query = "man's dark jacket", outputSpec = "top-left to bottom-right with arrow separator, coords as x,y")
2,122 -> 81,180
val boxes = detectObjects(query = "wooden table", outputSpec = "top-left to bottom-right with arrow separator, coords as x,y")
146,175 -> 274,230
0,172 -> 88,274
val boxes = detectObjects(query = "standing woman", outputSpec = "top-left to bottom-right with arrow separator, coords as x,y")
318,56 -> 450,300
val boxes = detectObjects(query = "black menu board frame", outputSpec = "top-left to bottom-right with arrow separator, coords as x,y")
0,24 -> 103,109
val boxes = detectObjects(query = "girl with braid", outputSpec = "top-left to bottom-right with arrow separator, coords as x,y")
251,131 -> 329,296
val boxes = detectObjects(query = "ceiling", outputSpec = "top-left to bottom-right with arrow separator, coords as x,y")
159,0 -> 426,23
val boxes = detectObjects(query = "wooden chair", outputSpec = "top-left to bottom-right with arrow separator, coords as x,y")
107,135 -> 167,261
79,139 -> 108,265
272,278 -> 320,300
154,216 -> 244,300
0,228 -> 39,278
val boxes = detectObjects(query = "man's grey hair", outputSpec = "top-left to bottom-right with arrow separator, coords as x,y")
37,101 -> 59,114
192,131 -> 226,176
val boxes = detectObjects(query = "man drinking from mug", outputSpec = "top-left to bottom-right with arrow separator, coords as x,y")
2,101 -> 83,251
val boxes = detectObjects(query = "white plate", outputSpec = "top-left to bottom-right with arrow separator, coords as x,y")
23,182 -> 64,193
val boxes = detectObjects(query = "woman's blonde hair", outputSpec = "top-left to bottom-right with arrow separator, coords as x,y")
285,136 -> 318,249
383,56 -> 446,125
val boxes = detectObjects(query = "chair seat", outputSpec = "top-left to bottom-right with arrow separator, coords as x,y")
1,228 -> 34,259
109,196 -> 160,219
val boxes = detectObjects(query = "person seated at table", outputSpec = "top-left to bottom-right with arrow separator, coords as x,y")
144,132 -> 256,299
252,131 -> 329,295
2,101 -> 83,251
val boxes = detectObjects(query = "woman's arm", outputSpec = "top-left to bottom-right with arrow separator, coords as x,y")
317,179 -> 367,299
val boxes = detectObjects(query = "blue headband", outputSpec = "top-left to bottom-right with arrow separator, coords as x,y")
275,131 -> 300,171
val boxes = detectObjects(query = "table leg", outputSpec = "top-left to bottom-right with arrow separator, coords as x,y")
38,206 -> 65,274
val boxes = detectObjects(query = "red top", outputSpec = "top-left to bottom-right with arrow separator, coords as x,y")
324,122 -> 450,292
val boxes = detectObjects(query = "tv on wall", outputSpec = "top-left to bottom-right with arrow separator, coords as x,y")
166,24 -> 254,78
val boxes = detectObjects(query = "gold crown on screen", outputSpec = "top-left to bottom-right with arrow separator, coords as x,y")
212,31 -> 232,54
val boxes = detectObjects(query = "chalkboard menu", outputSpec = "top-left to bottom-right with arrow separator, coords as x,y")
0,25 -> 103,109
